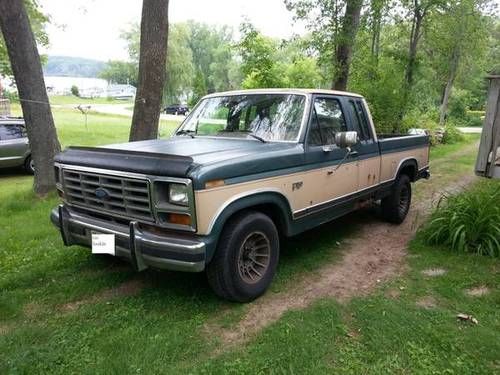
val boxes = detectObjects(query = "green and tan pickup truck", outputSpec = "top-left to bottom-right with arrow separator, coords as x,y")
51,89 -> 430,302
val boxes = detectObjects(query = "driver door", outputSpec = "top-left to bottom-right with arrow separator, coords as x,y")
303,96 -> 359,211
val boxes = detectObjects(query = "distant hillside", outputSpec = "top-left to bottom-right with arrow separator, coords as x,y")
43,55 -> 105,78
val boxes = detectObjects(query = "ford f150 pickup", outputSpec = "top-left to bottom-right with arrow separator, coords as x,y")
51,89 -> 430,302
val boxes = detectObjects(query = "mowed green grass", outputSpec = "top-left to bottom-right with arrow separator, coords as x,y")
48,95 -> 134,106
1,117 -> 497,374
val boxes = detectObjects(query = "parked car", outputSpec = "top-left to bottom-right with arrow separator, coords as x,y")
0,117 -> 34,174
164,104 -> 189,115
51,89 -> 430,302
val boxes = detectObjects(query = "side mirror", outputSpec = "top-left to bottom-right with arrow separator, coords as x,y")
334,131 -> 358,149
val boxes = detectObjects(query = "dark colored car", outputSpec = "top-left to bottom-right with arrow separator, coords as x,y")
164,104 -> 189,115
0,117 -> 34,174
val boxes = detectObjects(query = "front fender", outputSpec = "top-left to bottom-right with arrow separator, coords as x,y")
204,191 -> 293,262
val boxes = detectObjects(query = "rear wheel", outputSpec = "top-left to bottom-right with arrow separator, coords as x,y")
24,156 -> 35,174
381,174 -> 411,224
206,211 -> 279,302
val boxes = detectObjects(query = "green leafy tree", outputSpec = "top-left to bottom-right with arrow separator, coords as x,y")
237,22 -> 286,88
0,0 -> 49,78
425,0 -> 490,125
285,0 -> 363,90
99,60 -> 138,86
122,22 -> 194,104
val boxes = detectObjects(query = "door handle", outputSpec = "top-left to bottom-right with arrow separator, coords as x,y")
349,151 -> 358,157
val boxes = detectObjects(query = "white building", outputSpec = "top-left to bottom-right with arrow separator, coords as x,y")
106,84 -> 136,100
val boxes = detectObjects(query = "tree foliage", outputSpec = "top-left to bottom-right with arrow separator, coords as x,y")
0,0 -> 49,78
99,60 -> 137,86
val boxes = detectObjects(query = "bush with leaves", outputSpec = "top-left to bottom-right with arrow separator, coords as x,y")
424,181 -> 500,257
70,85 -> 79,97
441,124 -> 465,144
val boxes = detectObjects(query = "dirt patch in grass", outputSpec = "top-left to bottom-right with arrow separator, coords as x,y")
207,215 -> 413,350
0,323 -> 13,336
206,145 -> 479,351
60,278 -> 144,312
421,268 -> 447,277
416,296 -> 438,309
23,302 -> 44,319
465,286 -> 490,297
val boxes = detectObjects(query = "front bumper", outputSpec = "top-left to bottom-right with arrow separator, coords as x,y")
51,205 -> 206,272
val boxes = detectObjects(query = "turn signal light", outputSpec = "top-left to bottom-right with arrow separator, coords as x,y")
205,179 -> 225,189
167,213 -> 191,226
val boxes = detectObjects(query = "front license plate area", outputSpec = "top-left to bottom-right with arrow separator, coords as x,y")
91,232 -> 116,255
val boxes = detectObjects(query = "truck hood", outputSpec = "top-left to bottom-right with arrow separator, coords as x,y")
55,136 -> 304,185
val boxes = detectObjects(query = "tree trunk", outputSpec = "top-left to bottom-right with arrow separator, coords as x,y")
332,0 -> 363,91
398,1 -> 427,126
439,47 -> 460,126
370,0 -> 383,64
405,11 -> 423,88
0,0 -> 60,196
129,0 -> 170,141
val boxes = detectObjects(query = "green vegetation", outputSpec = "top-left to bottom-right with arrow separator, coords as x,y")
47,95 -> 134,106
424,180 -> 500,257
10,104 -> 179,147
2,125 -> 496,373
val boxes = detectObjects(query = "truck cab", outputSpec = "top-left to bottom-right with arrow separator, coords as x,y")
51,89 -> 430,302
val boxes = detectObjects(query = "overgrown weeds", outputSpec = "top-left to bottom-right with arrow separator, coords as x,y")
424,181 -> 500,257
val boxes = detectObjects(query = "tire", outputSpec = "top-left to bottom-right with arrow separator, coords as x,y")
381,174 -> 412,224
24,156 -> 35,174
206,211 -> 280,302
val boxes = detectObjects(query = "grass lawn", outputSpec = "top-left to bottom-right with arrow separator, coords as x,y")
1,118 -> 497,374
48,95 -> 134,106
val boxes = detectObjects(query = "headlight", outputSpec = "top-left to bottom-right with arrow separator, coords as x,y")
168,183 -> 189,206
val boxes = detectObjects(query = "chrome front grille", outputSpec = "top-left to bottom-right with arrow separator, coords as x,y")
62,169 -> 154,222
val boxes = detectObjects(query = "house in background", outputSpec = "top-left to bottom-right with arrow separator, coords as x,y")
106,84 -> 136,100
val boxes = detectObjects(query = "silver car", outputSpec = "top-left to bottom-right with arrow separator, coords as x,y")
0,117 -> 34,174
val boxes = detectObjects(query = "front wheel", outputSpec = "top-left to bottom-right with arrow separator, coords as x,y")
381,174 -> 412,224
206,211 -> 279,302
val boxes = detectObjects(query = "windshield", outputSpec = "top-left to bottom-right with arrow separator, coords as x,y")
175,94 -> 306,142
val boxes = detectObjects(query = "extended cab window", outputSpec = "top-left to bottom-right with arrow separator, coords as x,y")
348,100 -> 372,141
177,94 -> 306,142
308,97 -> 347,146
0,124 -> 26,140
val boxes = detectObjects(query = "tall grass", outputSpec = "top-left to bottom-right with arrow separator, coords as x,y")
424,181 -> 500,257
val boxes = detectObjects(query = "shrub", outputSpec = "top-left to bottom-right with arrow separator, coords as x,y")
424,181 -> 500,257
70,85 -> 80,97
441,124 -> 465,144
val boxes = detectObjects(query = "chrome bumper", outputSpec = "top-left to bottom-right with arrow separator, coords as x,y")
51,205 -> 206,272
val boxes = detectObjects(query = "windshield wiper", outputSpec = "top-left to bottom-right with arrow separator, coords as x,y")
176,129 -> 195,138
247,133 -> 267,143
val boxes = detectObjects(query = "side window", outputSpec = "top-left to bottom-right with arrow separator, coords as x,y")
0,125 -> 25,140
349,100 -> 366,140
308,98 -> 347,146
355,100 -> 372,141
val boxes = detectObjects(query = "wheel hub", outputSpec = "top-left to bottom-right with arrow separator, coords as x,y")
237,231 -> 271,284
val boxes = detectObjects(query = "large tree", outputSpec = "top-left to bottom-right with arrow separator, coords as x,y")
129,0 -> 170,141
285,0 -> 363,91
333,0 -> 363,90
0,0 -> 60,196
426,0 -> 490,125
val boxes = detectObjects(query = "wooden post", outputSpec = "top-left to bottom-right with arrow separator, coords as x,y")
475,75 -> 500,178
